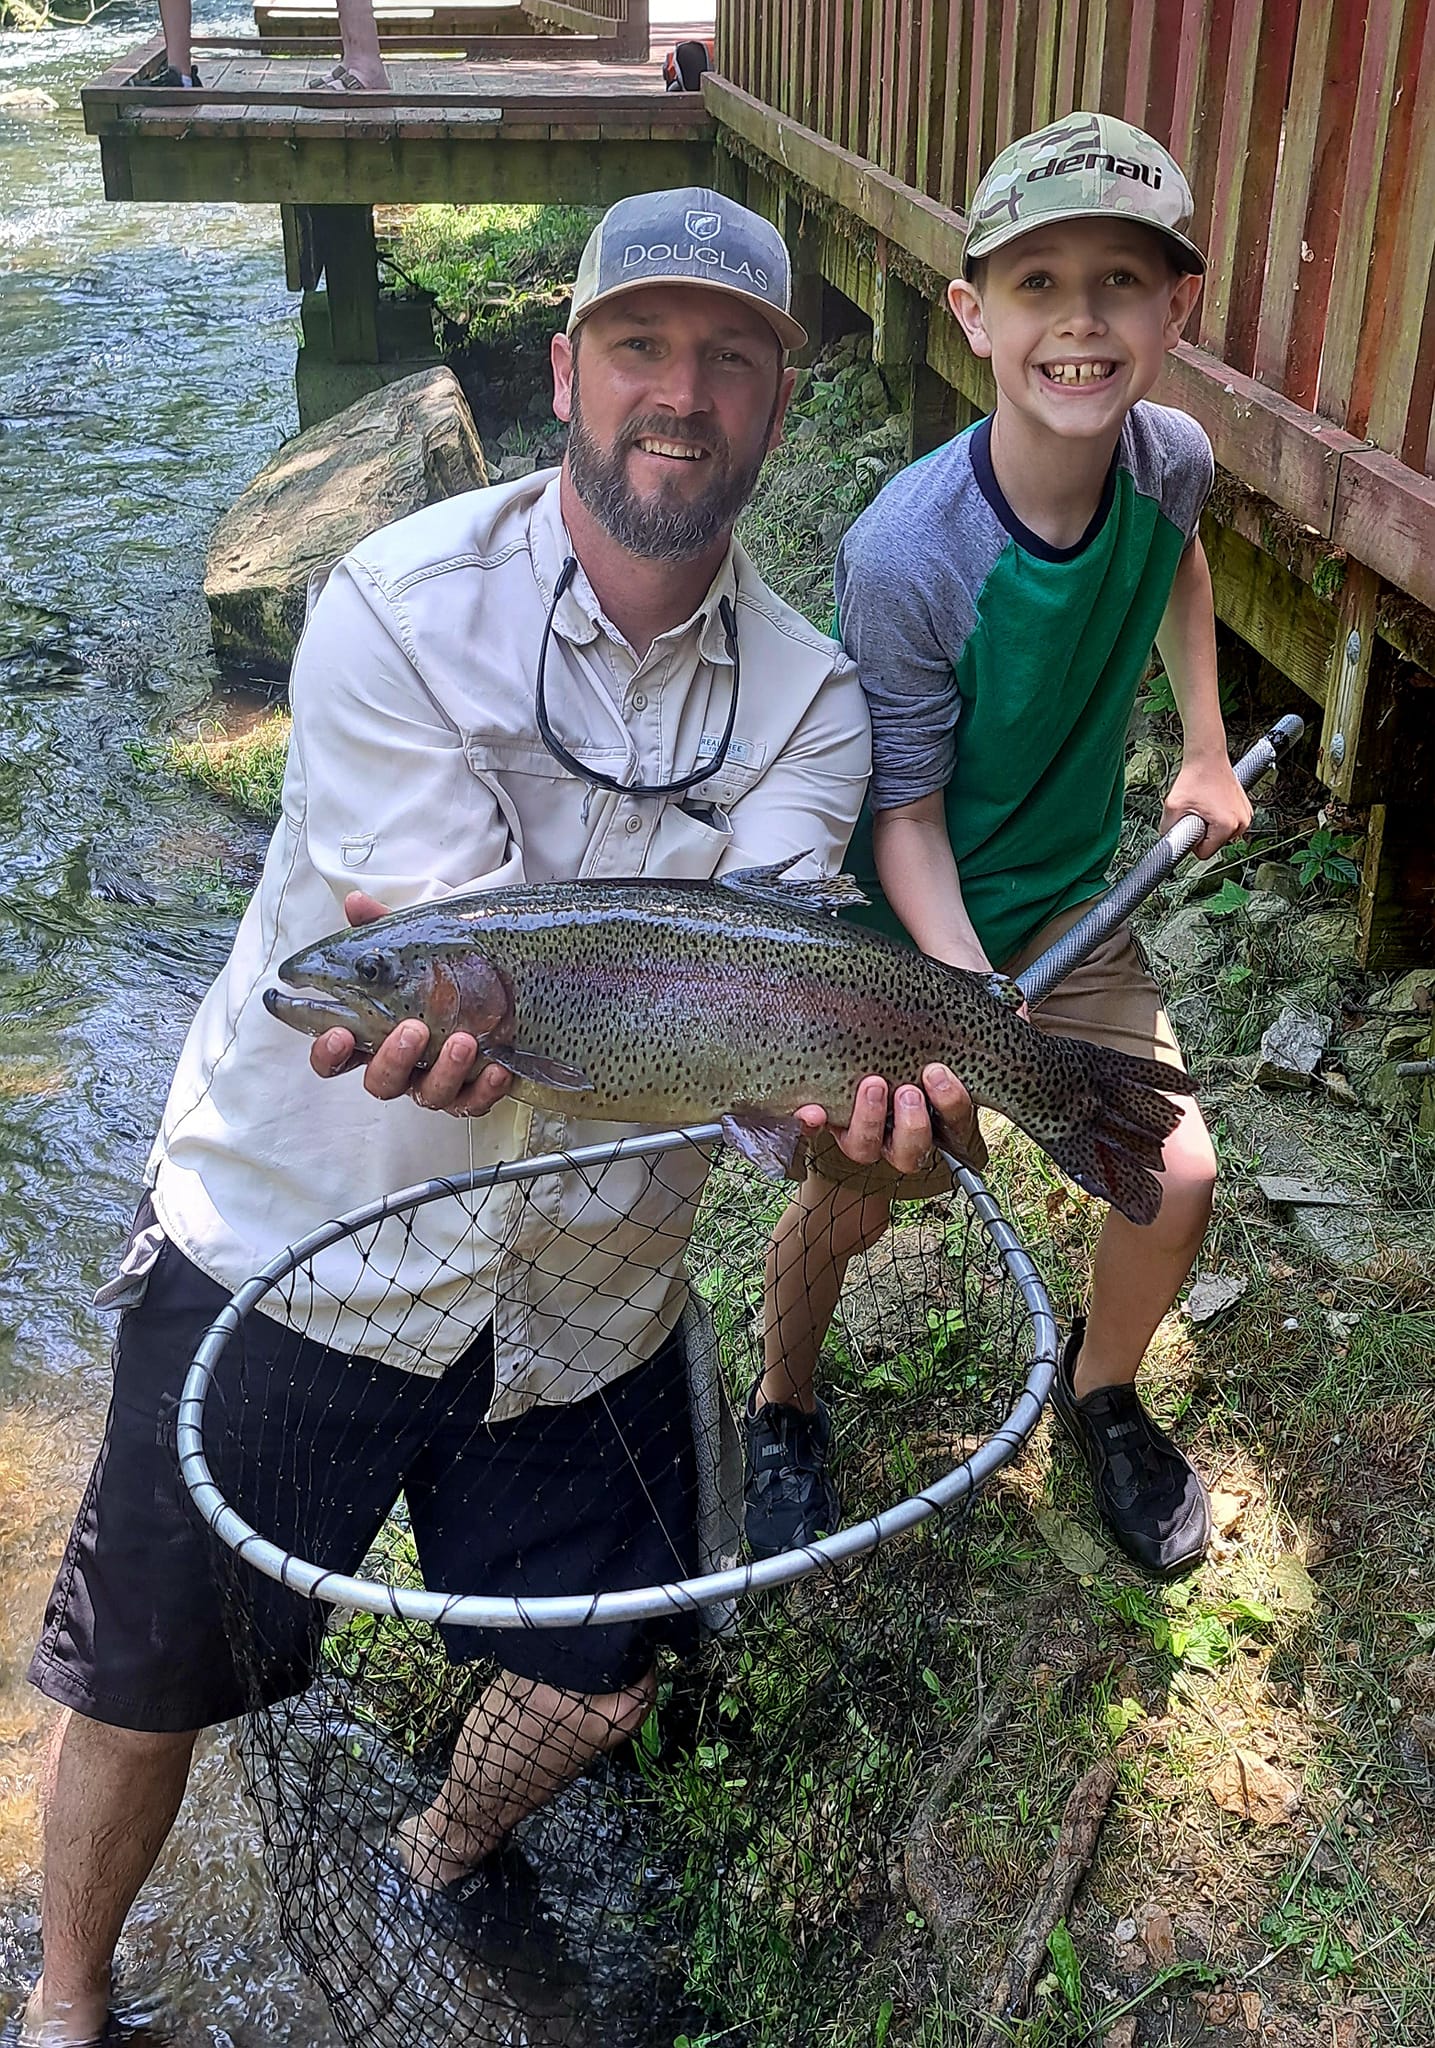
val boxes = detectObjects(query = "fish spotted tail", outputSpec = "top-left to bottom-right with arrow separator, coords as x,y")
1024,1040 -> 1195,1227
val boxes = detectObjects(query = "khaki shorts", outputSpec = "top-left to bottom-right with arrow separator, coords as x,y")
807,898 -> 1184,1200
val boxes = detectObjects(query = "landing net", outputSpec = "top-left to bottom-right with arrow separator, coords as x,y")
180,1126 -> 1056,2047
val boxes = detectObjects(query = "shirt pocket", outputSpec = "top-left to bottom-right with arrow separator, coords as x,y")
647,799 -> 735,879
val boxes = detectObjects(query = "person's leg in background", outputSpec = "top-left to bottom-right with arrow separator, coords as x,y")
328,0 -> 390,91
153,0 -> 199,87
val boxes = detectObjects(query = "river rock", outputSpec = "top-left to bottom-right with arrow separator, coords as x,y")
1255,1007 -> 1330,1088
1252,860 -> 1301,903
0,88 -> 59,113
1383,1022 -> 1430,1060
205,367 -> 487,675
1285,906 -> 1359,973
1384,968 -> 1435,1014
1146,904 -> 1223,978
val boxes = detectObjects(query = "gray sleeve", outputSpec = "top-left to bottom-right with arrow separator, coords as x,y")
1126,402 -> 1214,546
835,492 -> 977,813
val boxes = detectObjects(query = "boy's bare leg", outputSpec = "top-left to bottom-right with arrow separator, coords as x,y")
335,0 -> 390,89
157,0 -> 193,78
761,1177 -> 894,1413
26,1711 -> 198,2046
394,1668 -> 654,1888
1072,1100 -> 1217,1394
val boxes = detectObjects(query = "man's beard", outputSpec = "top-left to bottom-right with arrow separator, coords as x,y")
565,363 -> 778,562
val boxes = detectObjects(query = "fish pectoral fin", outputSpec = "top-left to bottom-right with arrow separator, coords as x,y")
719,855 -> 869,917
720,1110 -> 811,1180
482,1045 -> 593,1092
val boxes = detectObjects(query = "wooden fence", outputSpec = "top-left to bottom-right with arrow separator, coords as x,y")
706,0 -> 1435,962
713,0 -> 1435,486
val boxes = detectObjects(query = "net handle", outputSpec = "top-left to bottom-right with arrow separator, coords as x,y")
1014,713 -> 1305,1006
177,1130 -> 1057,1627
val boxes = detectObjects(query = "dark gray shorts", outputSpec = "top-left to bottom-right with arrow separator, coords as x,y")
30,1235 -> 698,1732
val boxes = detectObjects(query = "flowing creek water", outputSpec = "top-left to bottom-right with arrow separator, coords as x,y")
0,4 -> 346,2036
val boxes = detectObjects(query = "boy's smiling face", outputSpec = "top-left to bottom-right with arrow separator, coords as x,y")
948,217 -> 1203,446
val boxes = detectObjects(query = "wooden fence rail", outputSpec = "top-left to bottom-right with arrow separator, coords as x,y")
524,0 -> 648,56
712,0 -> 1435,482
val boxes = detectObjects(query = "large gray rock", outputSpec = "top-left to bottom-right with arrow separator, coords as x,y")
1255,1007 -> 1330,1088
205,368 -> 487,675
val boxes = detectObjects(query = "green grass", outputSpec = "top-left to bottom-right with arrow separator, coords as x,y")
164,711 -> 291,821
382,202 -> 597,337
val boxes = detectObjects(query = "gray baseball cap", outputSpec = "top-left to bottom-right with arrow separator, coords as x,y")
568,187 -> 806,352
964,113 -> 1206,276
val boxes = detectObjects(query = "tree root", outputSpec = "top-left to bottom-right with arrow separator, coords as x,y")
900,1613 -> 1050,1947
977,1755 -> 1121,2042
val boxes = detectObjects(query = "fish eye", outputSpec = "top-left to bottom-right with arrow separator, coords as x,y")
355,951 -> 387,986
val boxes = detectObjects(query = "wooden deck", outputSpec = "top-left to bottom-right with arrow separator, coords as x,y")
82,37 -> 715,204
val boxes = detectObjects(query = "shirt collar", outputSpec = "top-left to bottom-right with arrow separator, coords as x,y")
528,469 -> 740,667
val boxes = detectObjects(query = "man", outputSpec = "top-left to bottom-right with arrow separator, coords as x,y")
24,188 -> 973,2045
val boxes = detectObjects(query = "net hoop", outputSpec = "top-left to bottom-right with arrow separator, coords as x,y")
178,1122 -> 1057,1629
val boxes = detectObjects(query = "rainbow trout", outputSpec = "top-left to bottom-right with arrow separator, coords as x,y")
263,861 -> 1193,1224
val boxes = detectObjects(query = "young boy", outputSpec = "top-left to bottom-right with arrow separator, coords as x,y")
744,113 -> 1252,1576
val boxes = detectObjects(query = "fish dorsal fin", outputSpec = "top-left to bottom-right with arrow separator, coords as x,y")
718,853 -> 869,916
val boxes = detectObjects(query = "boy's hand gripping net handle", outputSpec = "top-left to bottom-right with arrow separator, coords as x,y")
1011,713 -> 1306,1009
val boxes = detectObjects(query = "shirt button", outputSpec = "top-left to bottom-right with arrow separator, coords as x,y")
631,691 -> 648,710
624,814 -> 643,834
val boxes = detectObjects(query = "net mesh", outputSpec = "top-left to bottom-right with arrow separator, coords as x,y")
193,1138 -> 1049,2047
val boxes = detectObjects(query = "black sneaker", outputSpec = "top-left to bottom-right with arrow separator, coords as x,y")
1049,1318 -> 1210,1577
139,65 -> 202,86
742,1391 -> 841,1559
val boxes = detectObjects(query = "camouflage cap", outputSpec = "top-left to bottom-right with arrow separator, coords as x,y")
963,112 -> 1205,276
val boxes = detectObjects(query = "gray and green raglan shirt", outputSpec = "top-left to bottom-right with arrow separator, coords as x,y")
836,401 -> 1214,967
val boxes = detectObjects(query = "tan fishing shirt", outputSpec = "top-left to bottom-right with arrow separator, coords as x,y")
146,470 -> 869,1418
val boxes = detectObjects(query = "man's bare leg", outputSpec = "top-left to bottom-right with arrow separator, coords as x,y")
25,1711 -> 197,2046
335,0 -> 390,89
394,1668 -> 654,1889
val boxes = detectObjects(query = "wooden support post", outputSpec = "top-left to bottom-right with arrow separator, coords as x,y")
1318,563 -> 1381,800
910,362 -> 958,456
313,203 -> 381,363
280,204 -> 322,293
781,191 -> 823,366
711,138 -> 748,205
873,236 -> 945,457
1358,799 -> 1435,968
871,235 -> 924,370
